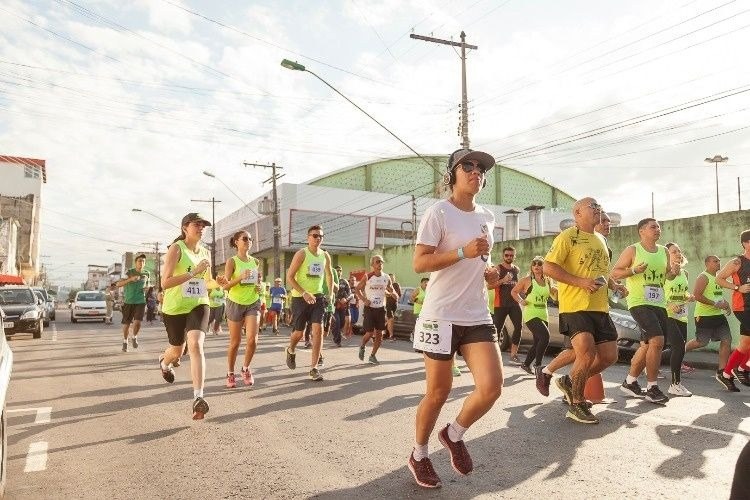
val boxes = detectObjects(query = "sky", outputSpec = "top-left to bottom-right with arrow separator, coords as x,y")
1,0 -> 749,286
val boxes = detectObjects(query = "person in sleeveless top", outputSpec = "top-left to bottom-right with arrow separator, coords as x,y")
158,212 -> 216,420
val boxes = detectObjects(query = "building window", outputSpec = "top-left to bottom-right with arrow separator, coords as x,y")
23,165 -> 40,179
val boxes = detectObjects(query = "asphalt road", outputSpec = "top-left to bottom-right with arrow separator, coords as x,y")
4,311 -> 749,499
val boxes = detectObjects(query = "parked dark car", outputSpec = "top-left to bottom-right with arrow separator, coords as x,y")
0,307 -> 13,495
31,287 -> 55,324
393,286 -> 654,363
0,285 -> 44,338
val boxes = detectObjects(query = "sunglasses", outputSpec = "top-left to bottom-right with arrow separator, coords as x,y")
504,254 -> 514,258
238,236 -> 251,242
587,202 -> 602,212
374,260 -> 384,264
309,234 -> 324,239
532,262 -> 543,267
456,161 -> 486,174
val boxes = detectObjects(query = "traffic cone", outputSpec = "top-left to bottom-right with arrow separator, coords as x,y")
584,373 -> 606,404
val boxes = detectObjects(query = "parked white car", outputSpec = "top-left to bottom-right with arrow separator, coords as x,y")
71,291 -> 107,323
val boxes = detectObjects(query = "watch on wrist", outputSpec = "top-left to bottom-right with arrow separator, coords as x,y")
457,247 -> 465,260
734,285 -> 740,291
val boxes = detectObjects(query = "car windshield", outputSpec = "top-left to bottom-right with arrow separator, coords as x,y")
32,288 -> 49,301
0,288 -> 36,304
78,292 -> 105,301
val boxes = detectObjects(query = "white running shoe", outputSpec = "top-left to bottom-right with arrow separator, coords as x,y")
668,383 -> 692,397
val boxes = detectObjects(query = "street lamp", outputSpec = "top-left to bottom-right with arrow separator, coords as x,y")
131,208 -> 180,229
202,171 -> 261,218
280,59 -> 441,176
704,155 -> 728,213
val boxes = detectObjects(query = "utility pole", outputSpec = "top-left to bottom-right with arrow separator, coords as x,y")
191,197 -> 222,275
410,31 -> 477,149
141,242 -> 161,289
244,162 -> 285,281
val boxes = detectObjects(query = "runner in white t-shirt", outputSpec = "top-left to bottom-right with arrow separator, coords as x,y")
407,148 -> 503,489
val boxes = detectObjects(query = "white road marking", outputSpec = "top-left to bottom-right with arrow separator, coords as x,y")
607,408 -> 742,438
23,441 -> 48,472
8,407 -> 52,423
51,323 -> 57,342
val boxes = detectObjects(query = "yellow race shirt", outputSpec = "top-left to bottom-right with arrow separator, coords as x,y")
545,226 -> 610,313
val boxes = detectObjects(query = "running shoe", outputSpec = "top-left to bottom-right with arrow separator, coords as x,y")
520,363 -> 533,375
620,379 -> 644,397
408,452 -> 441,489
122,341 -> 128,353
303,342 -> 312,349
358,345 -> 366,361
566,402 -> 599,424
309,368 -> 323,381
733,368 -> 750,387
286,347 -> 296,370
452,364 -> 462,377
131,336 -> 139,349
273,329 -> 279,336
668,383 -> 692,397
226,373 -> 236,389
368,354 -> 380,365
715,372 -> 741,392
536,366 -> 552,397
192,397 -> 209,420
241,367 -> 254,386
555,375 -> 574,405
644,385 -> 669,404
438,424 -> 473,475
159,356 -> 175,384
680,363 -> 695,374
173,357 -> 181,368
509,354 -> 521,365
317,355 -> 324,368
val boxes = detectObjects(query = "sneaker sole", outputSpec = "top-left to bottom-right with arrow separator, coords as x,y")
407,461 -> 442,489
667,390 -> 692,397
645,396 -> 668,404
159,357 -> 175,384
437,431 -> 472,475
565,410 -> 599,424
619,386 -> 643,398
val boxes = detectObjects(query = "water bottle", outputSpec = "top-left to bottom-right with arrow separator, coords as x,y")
612,289 -> 623,304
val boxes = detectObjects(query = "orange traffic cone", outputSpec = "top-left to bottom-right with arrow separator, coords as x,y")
584,373 -> 606,404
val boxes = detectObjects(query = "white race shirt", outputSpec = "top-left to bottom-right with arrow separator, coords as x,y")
416,199 -> 494,326
364,273 -> 389,308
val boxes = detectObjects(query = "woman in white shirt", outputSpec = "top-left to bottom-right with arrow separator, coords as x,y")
408,148 -> 503,489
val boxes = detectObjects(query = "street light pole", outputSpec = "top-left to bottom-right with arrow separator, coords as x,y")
191,197 -> 222,274
243,162 -> 284,280
280,59 -> 442,177
704,155 -> 729,213
131,208 -> 180,229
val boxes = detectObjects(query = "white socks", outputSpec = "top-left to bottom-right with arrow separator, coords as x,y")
647,381 -> 657,389
193,389 -> 203,399
412,444 -> 429,461
626,375 -> 637,384
542,366 -> 553,376
447,422 -> 467,442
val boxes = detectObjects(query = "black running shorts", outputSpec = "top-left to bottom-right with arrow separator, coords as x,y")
423,323 -> 498,361
695,314 -> 732,343
629,305 -> 669,342
558,311 -> 618,344
121,303 -> 145,324
291,295 -> 325,331
363,306 -> 386,332
735,311 -> 750,335
163,304 -> 210,346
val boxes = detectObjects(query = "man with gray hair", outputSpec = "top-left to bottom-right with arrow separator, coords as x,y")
355,255 -> 398,365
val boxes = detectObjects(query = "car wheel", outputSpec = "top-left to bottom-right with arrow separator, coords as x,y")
33,320 -> 43,339
71,316 -> 77,324
43,320 -> 50,327
498,327 -> 511,352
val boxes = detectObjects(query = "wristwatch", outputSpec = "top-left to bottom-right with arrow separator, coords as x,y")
734,284 -> 740,291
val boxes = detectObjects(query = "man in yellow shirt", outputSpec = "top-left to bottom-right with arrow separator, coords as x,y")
542,198 -> 624,424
